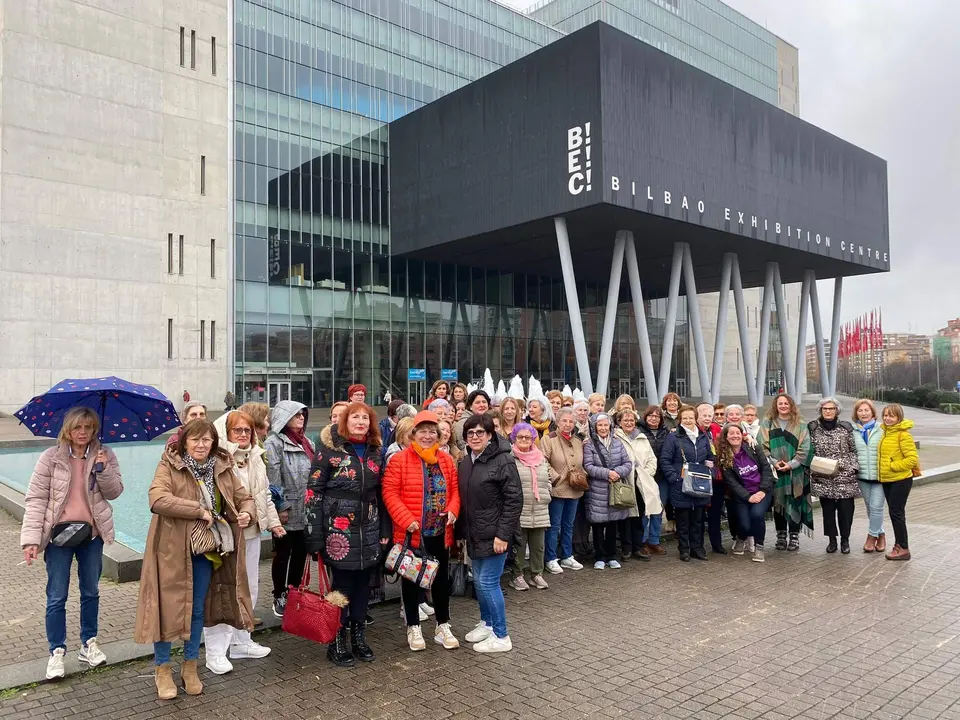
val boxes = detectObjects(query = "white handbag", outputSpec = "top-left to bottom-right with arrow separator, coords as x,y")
810,456 -> 839,477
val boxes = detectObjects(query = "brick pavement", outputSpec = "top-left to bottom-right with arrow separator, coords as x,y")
3,481 -> 960,719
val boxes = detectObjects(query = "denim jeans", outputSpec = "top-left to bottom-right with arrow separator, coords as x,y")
44,536 -> 104,654
732,494 -> 773,545
472,553 -> 509,638
154,554 -> 213,664
858,480 -> 885,537
643,514 -> 662,544
545,497 -> 579,562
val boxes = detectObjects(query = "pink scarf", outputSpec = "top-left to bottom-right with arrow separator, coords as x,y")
514,445 -> 545,501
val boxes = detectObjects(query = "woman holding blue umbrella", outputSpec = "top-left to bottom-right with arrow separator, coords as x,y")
20,407 -> 124,681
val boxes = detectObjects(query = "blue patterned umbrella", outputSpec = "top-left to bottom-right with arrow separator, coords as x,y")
15,376 -> 181,442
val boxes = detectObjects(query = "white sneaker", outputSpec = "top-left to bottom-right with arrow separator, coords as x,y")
434,623 -> 460,649
205,655 -> 234,675
78,637 -> 107,667
530,574 -> 549,589
46,648 -> 66,680
545,560 -> 563,574
732,539 -> 745,556
593,561 -> 606,570
465,621 -> 493,643
419,602 -> 435,617
401,604 -> 429,622
560,556 -> 583,570
607,560 -> 622,569
473,634 -> 512,653
407,626 -> 426,651
229,641 -> 271,659
509,576 -> 530,591
752,544 -> 765,563
747,537 -> 756,553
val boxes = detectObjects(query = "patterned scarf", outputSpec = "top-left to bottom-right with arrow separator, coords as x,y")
183,453 -> 218,516
183,452 -> 234,558
759,419 -> 813,536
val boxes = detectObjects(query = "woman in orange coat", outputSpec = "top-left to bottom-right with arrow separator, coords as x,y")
382,411 -> 461,652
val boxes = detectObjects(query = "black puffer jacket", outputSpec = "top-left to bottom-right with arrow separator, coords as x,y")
638,421 -> 670,482
456,436 -> 522,560
304,425 -> 390,571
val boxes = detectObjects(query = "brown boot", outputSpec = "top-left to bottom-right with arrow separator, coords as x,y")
154,663 -> 177,700
874,533 -> 886,552
180,659 -> 203,696
863,534 -> 877,553
647,544 -> 665,555
885,544 -> 911,561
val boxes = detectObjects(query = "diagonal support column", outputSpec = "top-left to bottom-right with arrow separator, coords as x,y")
828,277 -> 843,397
555,217 -> 594,394
807,272 -> 829,395
681,243 -> 710,402
596,231 -> 627,397
756,263 -> 776,401
731,256 -> 758,406
772,264 -> 796,399
709,254 -> 734,403
793,273 -> 811,400
624,232 -> 659,405
658,244 -> 685,397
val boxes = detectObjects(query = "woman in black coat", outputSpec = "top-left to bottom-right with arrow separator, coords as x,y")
659,406 -> 715,562
638,405 -> 671,553
456,414 -> 522,653
305,403 -> 390,667
718,424 -> 775,562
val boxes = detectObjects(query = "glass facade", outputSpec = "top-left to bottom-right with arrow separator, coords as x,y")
232,0 -> 703,406
529,0 -> 778,105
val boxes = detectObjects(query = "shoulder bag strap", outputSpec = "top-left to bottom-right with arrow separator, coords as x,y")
591,438 -> 608,468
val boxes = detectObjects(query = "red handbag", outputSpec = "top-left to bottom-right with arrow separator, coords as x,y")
281,556 -> 342,644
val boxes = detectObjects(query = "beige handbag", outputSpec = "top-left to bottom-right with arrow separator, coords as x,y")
810,456 -> 839,477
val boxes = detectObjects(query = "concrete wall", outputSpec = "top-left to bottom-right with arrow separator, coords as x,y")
776,36 -> 800,117
0,0 -> 229,413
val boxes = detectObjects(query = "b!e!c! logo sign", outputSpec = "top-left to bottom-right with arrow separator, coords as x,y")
567,123 -> 592,195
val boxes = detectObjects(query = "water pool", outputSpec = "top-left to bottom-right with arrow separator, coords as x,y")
0,442 -> 170,553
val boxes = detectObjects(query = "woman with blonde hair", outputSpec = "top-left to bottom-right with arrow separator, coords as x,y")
878,403 -> 918,561
851,398 -> 886,552
20,407 -> 124,680
438,420 -> 463,463
545,390 -> 565,418
759,393 -> 812,552
613,394 -> 636,416
237,402 -> 270,443
587,393 -> 607,415
497,397 -> 521,439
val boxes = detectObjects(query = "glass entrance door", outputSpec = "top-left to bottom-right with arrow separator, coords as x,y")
407,381 -> 426,407
268,381 -> 291,407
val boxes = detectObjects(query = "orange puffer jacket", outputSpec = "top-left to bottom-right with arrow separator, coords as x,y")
382,445 -> 460,550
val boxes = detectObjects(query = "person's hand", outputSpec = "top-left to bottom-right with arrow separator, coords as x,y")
748,491 -> 766,504
271,525 -> 286,538
95,449 -> 107,466
705,460 -> 714,469
237,512 -> 252,528
278,510 -> 289,525
380,537 -> 390,545
775,460 -> 789,473
23,545 -> 39,566
446,511 -> 457,526
608,470 -> 619,482
201,509 -> 214,527
407,521 -> 420,532
493,537 -> 508,554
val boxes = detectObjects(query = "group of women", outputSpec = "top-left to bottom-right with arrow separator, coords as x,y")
19,385 -> 919,700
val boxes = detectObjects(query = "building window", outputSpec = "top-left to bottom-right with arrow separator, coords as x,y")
211,37 -> 217,75
179,234 -> 184,275
200,320 -> 206,360
200,155 -> 206,195
167,319 -> 174,359
167,233 -> 174,274
190,30 -> 196,70
210,320 -> 216,360
179,27 -> 185,67
210,238 -> 216,278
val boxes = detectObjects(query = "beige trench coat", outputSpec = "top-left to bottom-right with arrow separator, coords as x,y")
134,448 -> 256,644
614,428 -> 663,518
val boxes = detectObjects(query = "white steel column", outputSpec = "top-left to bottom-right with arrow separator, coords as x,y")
755,263 -> 776,401
709,253 -> 733,403
624,232 -> 659,405
658,244 -> 685,397
596,231 -> 627,397
772,264 -> 796,399
555,217 -> 594,394
807,271 -> 829,396
793,273 -> 811,401
681,244 -> 710,402
828,277 -> 843,397
731,256 -> 758,406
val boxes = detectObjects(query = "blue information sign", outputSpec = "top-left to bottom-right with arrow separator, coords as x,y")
441,369 -> 458,381
408,368 -> 427,381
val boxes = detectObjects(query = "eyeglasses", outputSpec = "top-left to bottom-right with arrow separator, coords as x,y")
514,434 -> 533,442
822,406 -> 838,413
465,429 -> 487,439
231,427 -> 253,436
189,437 -> 215,446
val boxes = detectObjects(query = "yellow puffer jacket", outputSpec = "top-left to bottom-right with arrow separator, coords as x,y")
878,419 -> 918,482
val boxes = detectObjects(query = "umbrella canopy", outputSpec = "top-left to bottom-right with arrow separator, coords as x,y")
15,376 -> 181,442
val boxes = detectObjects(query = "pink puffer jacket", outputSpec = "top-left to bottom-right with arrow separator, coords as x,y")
19,443 -> 124,550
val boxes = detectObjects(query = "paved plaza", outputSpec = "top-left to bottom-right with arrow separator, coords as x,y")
1,480 -> 959,719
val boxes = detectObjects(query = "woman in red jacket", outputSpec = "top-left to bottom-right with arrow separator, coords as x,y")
382,411 -> 461,652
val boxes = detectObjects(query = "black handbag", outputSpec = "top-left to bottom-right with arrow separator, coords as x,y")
449,561 -> 469,597
50,522 -> 93,547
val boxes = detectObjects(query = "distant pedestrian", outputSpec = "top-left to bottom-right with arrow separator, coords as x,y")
808,397 -> 860,555
20,408 -> 124,680
851,399 -> 886,552
224,390 -> 236,411
508,423 -> 552,591
759,394 -> 813,551
878,404 -> 918,561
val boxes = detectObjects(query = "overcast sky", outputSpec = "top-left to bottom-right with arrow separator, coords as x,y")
504,0 -> 959,335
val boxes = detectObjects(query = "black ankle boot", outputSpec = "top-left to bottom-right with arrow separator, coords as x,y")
826,537 -> 838,553
787,533 -> 800,551
840,538 -> 851,554
327,626 -> 355,667
350,621 -> 375,662
775,531 -> 787,551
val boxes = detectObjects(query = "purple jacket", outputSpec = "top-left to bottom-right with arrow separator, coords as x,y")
582,435 -> 633,524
